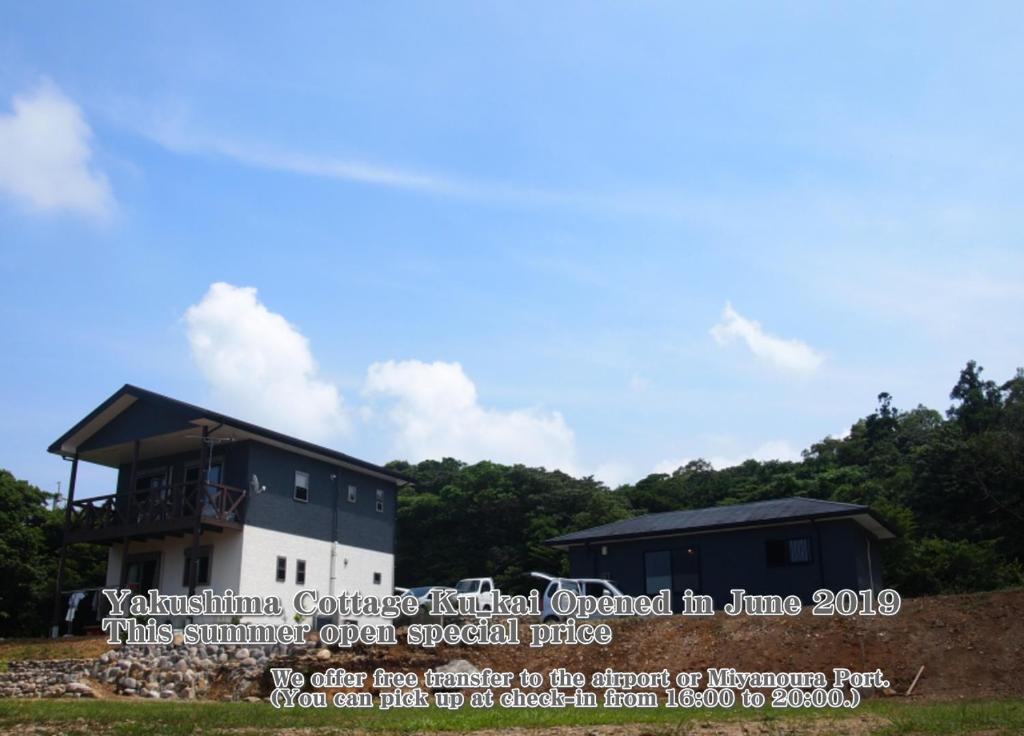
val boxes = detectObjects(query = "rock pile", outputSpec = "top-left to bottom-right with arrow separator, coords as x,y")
0,659 -> 96,698
0,641 -> 325,700
91,642 -> 308,700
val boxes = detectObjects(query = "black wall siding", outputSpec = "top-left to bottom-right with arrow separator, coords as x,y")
243,441 -> 396,554
566,519 -> 878,609
113,439 -> 396,554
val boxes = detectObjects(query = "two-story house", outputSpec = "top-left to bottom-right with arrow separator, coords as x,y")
48,385 -> 411,632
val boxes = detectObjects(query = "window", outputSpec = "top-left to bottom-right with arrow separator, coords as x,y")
375,488 -> 384,513
294,471 -> 310,502
644,550 -> 671,595
766,537 -> 813,567
295,559 -> 306,585
276,556 -> 287,582
372,572 -> 382,585
347,485 -> 357,503
182,546 -> 212,587
788,537 -> 812,563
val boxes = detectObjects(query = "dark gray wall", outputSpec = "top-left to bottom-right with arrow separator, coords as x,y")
243,441 -> 396,554
566,518 -> 881,609
81,397 -> 197,451
114,439 -> 396,555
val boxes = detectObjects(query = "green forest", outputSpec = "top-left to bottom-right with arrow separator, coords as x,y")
1,360 -> 1021,637
390,360 -> 1023,596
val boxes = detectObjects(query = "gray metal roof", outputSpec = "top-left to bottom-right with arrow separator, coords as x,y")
547,496 -> 895,545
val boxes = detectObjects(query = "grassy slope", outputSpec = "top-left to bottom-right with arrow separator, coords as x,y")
0,698 -> 1022,735
0,636 -> 109,662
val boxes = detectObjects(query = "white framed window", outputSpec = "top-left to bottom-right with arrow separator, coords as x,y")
294,471 -> 310,502
276,556 -> 287,582
347,485 -> 357,503
296,559 -> 306,585
375,488 -> 384,513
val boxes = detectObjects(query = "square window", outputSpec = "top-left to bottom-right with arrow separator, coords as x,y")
373,572 -> 382,585
276,556 -> 287,582
765,540 -> 787,567
766,538 -> 812,567
788,538 -> 812,564
294,471 -> 310,503
296,559 -> 306,585
347,485 -> 357,503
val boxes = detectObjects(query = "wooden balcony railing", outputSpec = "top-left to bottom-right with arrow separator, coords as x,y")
67,482 -> 246,542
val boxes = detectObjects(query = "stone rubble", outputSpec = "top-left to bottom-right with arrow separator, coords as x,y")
0,660 -> 95,699
0,641 -> 320,700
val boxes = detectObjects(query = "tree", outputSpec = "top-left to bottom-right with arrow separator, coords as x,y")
0,469 -> 106,637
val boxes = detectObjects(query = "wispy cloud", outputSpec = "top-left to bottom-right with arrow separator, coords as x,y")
710,302 -> 824,375
0,81 -> 114,218
143,114 -> 561,204
131,110 -> 714,216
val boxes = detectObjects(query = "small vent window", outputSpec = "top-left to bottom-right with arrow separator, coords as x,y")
347,485 -> 357,503
276,556 -> 287,582
766,537 -> 813,567
296,559 -> 306,585
375,489 -> 384,513
294,471 -> 310,503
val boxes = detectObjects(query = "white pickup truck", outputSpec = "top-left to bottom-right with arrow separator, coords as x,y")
454,577 -> 496,611
530,572 -> 624,622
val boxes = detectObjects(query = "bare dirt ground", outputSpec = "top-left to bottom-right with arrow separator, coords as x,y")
316,588 -> 1024,701
0,637 -> 109,662
4,588 -> 1021,703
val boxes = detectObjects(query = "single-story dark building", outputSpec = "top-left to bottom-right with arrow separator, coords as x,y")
546,497 -> 895,610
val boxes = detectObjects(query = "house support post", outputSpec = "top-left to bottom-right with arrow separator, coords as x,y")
187,426 -> 209,598
125,439 -> 140,523
49,453 -> 79,638
118,538 -> 131,588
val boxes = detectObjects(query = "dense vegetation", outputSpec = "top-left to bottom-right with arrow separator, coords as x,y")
1,360 -> 1020,636
392,361 -> 1023,597
0,470 -> 105,636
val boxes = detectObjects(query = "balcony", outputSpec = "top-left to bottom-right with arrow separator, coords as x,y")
66,482 -> 246,543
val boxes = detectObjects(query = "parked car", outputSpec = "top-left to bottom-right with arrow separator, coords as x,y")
530,572 -> 624,622
394,585 -> 458,624
454,577 -> 495,611
398,585 -> 457,606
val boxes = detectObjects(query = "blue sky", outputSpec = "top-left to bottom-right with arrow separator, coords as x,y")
2,3 -> 1022,498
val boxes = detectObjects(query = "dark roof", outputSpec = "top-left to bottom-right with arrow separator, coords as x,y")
547,497 -> 895,545
48,384 -> 413,485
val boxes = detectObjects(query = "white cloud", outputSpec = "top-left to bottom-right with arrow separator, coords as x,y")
0,81 -> 113,217
654,439 -> 801,474
710,302 -> 824,374
364,359 -> 578,472
184,283 -> 348,442
592,461 -> 634,488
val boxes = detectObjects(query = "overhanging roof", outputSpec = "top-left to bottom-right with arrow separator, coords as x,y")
547,497 -> 896,547
48,384 -> 413,486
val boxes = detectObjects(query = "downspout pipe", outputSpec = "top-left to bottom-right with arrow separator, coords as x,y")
329,473 -> 340,608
